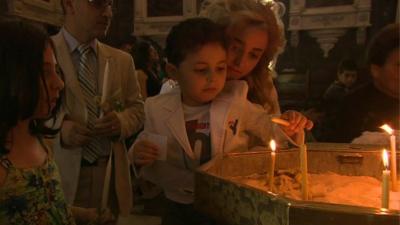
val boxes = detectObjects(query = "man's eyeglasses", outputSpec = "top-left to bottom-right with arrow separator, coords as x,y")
88,0 -> 113,9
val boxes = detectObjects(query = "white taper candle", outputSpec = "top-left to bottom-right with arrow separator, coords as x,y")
382,149 -> 390,208
269,140 -> 276,191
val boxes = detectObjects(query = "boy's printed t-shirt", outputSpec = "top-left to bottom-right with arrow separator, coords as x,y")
182,103 -> 212,170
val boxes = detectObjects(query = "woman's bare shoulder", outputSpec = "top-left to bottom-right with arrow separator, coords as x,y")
0,165 -> 7,187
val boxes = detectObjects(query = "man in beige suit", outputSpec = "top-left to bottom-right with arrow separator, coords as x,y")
51,0 -> 144,219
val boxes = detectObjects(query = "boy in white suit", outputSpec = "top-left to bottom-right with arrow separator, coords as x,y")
128,18 -> 312,225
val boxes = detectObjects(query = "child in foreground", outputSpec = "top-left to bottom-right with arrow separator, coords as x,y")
128,18 -> 312,225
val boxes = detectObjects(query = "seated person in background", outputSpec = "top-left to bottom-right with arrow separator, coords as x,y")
128,18 -> 313,225
133,40 -> 163,99
319,23 -> 399,143
323,58 -> 358,102
309,59 -> 358,140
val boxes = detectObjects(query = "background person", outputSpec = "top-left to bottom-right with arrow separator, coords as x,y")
323,58 -> 358,102
133,40 -> 163,99
319,23 -> 399,142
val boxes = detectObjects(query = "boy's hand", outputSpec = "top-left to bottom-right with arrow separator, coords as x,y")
128,140 -> 159,166
280,110 -> 313,137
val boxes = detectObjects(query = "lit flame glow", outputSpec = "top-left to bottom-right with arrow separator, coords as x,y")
382,149 -> 389,169
260,0 -> 274,4
269,140 -> 276,153
380,124 -> 394,135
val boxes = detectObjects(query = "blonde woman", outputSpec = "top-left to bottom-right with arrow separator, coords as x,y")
200,0 -> 286,114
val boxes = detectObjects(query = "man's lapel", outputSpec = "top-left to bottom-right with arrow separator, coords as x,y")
52,32 -> 86,107
97,42 -> 112,98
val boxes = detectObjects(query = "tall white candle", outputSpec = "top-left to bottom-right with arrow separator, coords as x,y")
380,124 -> 398,191
300,143 -> 309,200
101,59 -> 110,104
390,134 -> 397,191
99,59 -> 110,118
269,140 -> 276,191
382,149 -> 390,209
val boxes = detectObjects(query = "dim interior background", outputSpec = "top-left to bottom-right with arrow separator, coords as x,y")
0,0 -> 398,112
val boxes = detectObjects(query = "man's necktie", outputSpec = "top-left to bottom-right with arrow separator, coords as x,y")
77,44 -> 106,163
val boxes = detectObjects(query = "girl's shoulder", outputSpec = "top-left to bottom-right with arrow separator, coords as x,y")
0,162 -> 7,187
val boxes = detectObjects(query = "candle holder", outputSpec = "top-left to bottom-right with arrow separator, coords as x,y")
195,143 -> 400,225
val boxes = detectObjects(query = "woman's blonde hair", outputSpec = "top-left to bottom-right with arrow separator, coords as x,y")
200,0 -> 285,112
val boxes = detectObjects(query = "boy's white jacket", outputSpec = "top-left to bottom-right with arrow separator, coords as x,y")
132,80 -> 286,204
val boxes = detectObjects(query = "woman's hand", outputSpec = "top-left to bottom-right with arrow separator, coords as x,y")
280,110 -> 313,138
128,139 -> 159,167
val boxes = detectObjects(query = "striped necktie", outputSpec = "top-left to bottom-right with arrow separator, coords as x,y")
77,44 -> 107,163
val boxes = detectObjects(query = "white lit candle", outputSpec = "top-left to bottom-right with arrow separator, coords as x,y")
380,124 -> 397,191
268,140 -> 276,191
99,59 -> 110,118
300,143 -> 308,200
382,149 -> 390,209
296,131 -> 309,200
272,117 -> 309,199
101,59 -> 110,104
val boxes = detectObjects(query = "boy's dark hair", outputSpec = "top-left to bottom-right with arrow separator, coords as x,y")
0,19 -> 62,154
338,59 -> 357,74
366,23 -> 399,66
165,17 -> 226,66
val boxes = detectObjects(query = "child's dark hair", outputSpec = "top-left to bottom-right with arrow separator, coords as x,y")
338,59 -> 357,74
366,23 -> 399,66
118,35 -> 136,48
165,17 -> 226,66
133,40 -> 154,70
0,19 -> 62,155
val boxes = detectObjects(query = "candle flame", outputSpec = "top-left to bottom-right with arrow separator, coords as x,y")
379,208 -> 389,214
380,124 -> 394,135
269,140 -> 276,152
382,149 -> 389,169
